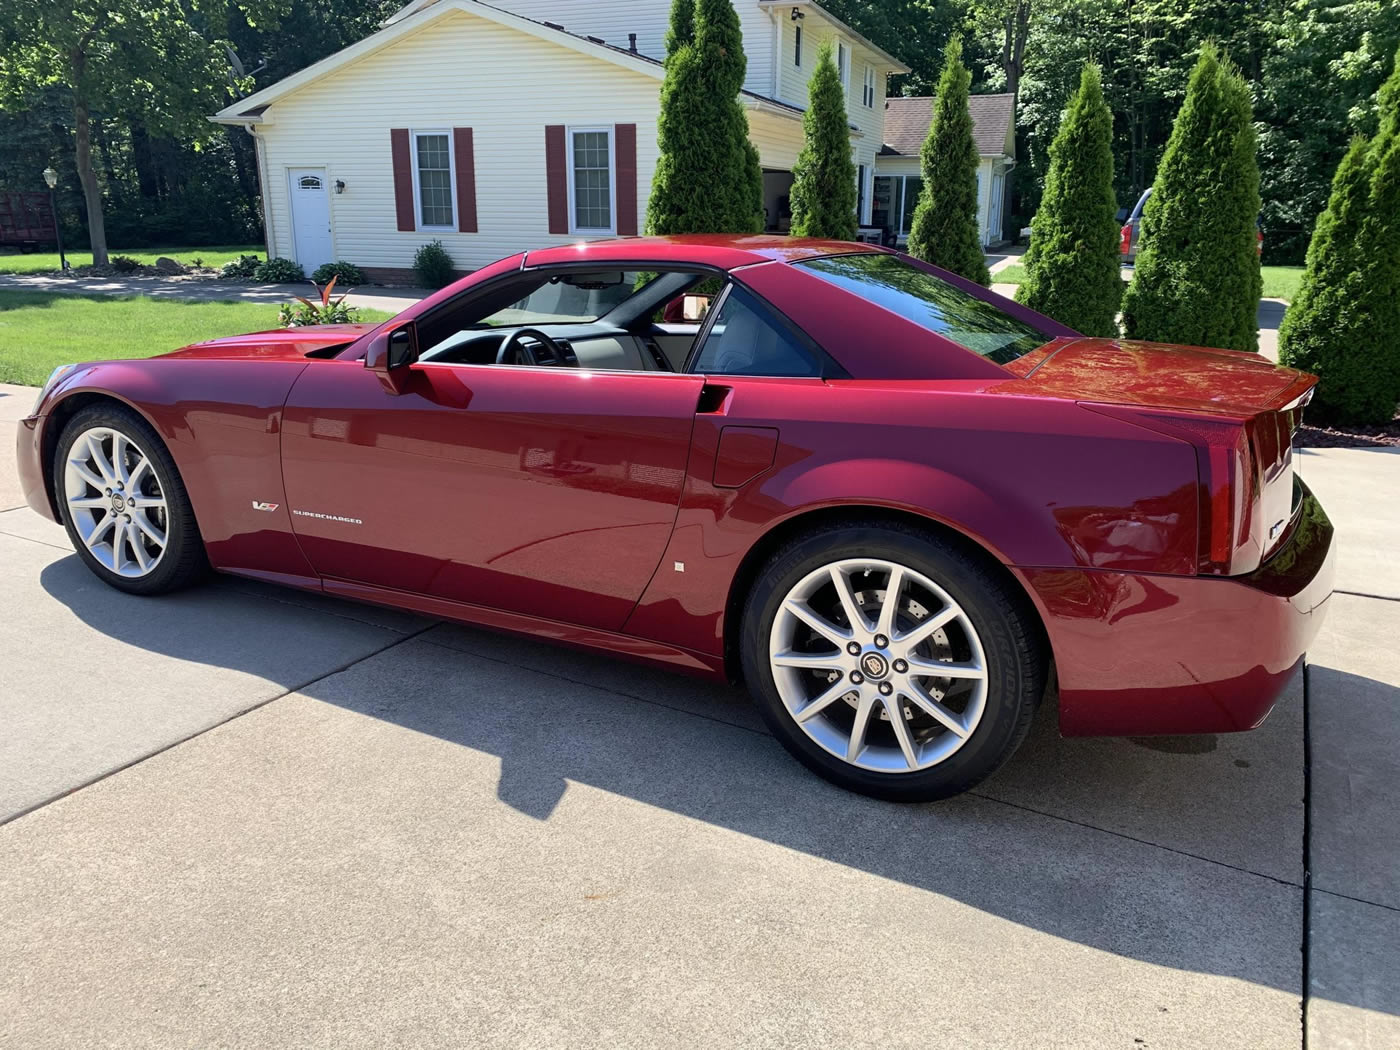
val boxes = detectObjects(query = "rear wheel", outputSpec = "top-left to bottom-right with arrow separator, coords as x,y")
740,522 -> 1045,801
54,404 -> 207,594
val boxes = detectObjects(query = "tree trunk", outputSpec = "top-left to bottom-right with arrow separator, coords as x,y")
73,94 -> 108,266
131,122 -> 160,199
999,1 -> 1031,241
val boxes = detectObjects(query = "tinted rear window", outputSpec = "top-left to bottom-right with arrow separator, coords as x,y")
797,253 -> 1053,364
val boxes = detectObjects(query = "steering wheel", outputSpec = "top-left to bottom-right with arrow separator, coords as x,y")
495,327 -> 567,366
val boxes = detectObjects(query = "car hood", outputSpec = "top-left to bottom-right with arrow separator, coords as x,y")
160,324 -> 378,361
1002,337 -> 1313,415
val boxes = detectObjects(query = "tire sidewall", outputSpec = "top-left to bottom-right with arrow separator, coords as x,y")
741,525 -> 1041,801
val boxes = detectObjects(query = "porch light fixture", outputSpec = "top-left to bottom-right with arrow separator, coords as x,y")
42,166 -> 57,189
335,179 -> 346,194
791,7 -> 804,20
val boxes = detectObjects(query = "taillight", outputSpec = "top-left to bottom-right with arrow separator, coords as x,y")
1119,224 -> 1132,254
1081,405 -> 1257,575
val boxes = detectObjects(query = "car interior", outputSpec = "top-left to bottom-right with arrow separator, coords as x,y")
414,268 -> 718,373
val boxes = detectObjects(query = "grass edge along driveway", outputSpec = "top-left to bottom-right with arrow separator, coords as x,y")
0,291 -> 395,386
0,245 -> 265,276
995,262 -> 1304,303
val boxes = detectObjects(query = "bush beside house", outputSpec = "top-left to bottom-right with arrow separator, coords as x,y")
1015,64 -> 1121,337
413,240 -> 455,288
1121,45 -> 1263,353
906,39 -> 990,286
789,42 -> 857,241
1280,47 -> 1400,424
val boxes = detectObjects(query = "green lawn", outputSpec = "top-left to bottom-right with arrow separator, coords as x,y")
990,262 -> 1305,302
0,244 -> 265,275
0,292 -> 394,386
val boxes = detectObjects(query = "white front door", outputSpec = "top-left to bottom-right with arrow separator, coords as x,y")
288,168 -> 333,273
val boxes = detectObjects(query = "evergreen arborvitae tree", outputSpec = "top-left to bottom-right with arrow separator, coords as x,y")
906,38 -> 989,286
645,0 -> 763,235
1121,45 -> 1263,352
1014,64 -> 1121,335
1280,46 -> 1400,424
789,41 -> 857,239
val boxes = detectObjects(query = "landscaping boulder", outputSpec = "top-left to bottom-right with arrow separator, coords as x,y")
154,256 -> 186,275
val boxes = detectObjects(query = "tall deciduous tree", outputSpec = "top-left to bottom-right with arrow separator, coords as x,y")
646,0 -> 763,235
907,38 -> 990,285
0,0 -> 285,265
789,42 -> 857,240
1280,46 -> 1400,424
1016,63 -> 1120,335
1121,44 -> 1262,352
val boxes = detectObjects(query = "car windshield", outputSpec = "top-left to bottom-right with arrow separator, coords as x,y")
796,253 -> 1054,364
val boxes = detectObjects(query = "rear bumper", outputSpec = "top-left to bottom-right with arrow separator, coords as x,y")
16,412 -> 58,522
1018,479 -> 1334,736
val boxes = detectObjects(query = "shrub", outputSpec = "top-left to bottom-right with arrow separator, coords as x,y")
110,255 -> 142,273
253,257 -> 306,283
789,41 -> 857,240
1280,47 -> 1400,424
645,0 -> 764,235
220,254 -> 261,280
413,240 -> 455,288
278,276 -> 362,327
1015,64 -> 1122,337
311,261 -> 367,286
906,38 -> 990,286
1121,45 -> 1263,352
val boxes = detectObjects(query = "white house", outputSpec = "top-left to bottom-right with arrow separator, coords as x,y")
211,0 -> 1009,281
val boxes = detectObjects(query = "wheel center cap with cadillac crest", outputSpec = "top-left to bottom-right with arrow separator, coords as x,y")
860,652 -> 890,680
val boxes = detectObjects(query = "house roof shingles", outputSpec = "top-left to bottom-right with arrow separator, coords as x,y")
880,93 -> 1015,158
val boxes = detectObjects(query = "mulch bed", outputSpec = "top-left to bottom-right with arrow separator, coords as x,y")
1296,421 -> 1400,449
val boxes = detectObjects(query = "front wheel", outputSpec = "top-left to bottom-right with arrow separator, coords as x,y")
54,404 -> 208,595
740,522 -> 1046,801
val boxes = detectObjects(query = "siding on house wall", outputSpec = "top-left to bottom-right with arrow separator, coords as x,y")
774,12 -> 887,222
256,9 -> 662,273
747,108 -> 807,171
499,0 -> 775,96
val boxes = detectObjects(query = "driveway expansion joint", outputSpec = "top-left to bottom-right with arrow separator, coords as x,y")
0,620 -> 441,831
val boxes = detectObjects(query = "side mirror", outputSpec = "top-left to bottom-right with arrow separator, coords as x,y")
365,321 -> 418,393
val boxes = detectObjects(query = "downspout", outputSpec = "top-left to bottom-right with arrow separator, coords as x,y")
767,4 -> 781,100
244,123 -> 274,259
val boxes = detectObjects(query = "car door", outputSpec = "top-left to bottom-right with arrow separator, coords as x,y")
279,359 -> 704,632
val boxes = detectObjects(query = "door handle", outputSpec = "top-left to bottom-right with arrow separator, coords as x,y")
697,384 -> 731,414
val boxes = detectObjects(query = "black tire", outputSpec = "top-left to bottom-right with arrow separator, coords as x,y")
740,520 -> 1046,802
53,403 -> 208,595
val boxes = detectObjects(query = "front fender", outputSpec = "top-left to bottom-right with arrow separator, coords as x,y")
33,358 -> 318,581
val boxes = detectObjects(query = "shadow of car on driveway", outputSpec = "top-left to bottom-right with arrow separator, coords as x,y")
34,550 -> 1368,1015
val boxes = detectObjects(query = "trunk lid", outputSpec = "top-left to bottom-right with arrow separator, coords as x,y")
1005,337 -> 1316,575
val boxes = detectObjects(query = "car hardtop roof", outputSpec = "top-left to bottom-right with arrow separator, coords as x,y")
522,234 -> 890,271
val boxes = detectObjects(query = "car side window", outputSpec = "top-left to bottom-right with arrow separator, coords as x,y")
690,285 -> 821,378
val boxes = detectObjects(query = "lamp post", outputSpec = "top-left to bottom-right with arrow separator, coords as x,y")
42,167 -> 68,272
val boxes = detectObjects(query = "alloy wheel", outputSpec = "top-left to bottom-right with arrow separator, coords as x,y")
63,426 -> 169,578
768,558 -> 989,773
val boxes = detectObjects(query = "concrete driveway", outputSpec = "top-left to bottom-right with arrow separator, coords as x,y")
1,381 -> 1396,1048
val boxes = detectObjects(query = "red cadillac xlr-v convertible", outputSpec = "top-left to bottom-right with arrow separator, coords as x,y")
16,236 -> 1334,800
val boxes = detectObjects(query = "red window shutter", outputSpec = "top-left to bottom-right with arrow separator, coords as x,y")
614,123 -> 638,236
453,127 -> 477,233
390,128 -> 415,232
545,125 -> 568,235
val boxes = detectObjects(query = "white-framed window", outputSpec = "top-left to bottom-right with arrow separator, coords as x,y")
863,64 -> 876,107
794,24 -> 802,67
411,130 -> 455,230
567,126 -> 615,235
837,41 -> 850,90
